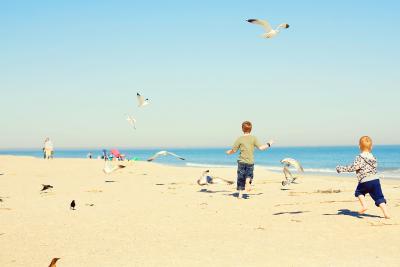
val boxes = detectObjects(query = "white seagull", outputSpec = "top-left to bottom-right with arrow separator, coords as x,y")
246,19 -> 289,39
197,170 -> 234,186
137,92 -> 149,107
281,158 -> 304,186
126,115 -> 137,129
147,151 -> 185,162
103,161 -> 126,174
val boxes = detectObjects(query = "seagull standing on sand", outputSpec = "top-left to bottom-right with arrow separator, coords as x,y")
70,200 -> 76,210
103,161 -> 126,174
247,19 -> 289,38
126,115 -> 137,129
147,151 -> 185,162
137,93 -> 149,107
197,170 -> 234,186
281,158 -> 304,186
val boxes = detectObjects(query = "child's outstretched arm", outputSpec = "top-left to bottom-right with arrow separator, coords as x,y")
336,156 -> 362,173
258,140 -> 274,151
226,149 -> 237,155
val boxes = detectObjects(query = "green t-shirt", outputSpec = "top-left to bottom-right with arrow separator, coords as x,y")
232,135 -> 262,164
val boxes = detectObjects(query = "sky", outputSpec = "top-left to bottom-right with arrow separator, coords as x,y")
1,0 -> 399,149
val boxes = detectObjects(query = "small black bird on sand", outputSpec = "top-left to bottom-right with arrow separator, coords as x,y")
48,257 -> 60,267
41,184 -> 53,191
70,200 -> 76,210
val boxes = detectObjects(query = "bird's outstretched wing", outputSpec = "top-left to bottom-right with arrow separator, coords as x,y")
126,115 -> 137,129
147,151 -> 163,162
166,152 -> 185,160
211,177 -> 234,185
281,158 -> 304,172
247,19 -> 272,33
137,93 -> 149,107
103,161 -> 126,174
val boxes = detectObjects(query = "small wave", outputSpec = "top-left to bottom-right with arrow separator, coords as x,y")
263,166 -> 337,174
185,162 -> 235,168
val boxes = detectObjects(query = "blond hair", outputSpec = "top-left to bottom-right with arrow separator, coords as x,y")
359,136 -> 373,152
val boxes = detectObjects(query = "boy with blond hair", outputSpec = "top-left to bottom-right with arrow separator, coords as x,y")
226,121 -> 273,198
336,136 -> 390,218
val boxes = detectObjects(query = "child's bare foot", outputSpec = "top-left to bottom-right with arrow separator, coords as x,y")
384,215 -> 391,219
245,178 -> 252,192
358,208 -> 368,214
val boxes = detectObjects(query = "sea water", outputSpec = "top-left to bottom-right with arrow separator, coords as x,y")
1,146 -> 399,178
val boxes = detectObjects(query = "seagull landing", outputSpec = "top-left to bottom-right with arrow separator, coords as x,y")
197,170 -> 234,186
247,19 -> 289,39
147,151 -> 185,162
126,115 -> 137,129
103,161 -> 126,174
281,158 -> 304,186
137,92 -> 150,107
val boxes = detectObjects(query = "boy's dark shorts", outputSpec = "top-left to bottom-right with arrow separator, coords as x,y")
237,161 -> 254,191
355,179 -> 386,207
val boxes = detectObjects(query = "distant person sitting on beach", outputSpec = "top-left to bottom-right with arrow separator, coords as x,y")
43,137 -> 54,160
226,121 -> 273,198
87,152 -> 92,159
336,136 -> 390,219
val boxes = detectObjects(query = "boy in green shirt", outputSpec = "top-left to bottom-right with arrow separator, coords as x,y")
226,121 -> 273,198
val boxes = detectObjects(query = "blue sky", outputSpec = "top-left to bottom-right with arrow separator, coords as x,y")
1,1 -> 399,148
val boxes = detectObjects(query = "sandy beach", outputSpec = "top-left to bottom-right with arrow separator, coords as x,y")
0,155 -> 399,267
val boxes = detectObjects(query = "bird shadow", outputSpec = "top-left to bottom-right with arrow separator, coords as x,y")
198,189 -> 230,194
105,180 -> 117,183
273,211 -> 310,216
323,209 -> 382,219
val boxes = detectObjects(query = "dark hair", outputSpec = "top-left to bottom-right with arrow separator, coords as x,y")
242,121 -> 252,133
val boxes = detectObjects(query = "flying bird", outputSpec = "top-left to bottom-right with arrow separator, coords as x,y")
126,115 -> 137,129
70,200 -> 76,210
281,158 -> 304,186
41,184 -> 53,191
48,258 -> 60,267
246,19 -> 289,39
197,170 -> 234,186
103,161 -> 126,174
147,151 -> 185,162
137,92 -> 149,107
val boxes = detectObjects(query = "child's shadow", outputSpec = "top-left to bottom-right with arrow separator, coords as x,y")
323,209 -> 382,219
226,192 -> 263,199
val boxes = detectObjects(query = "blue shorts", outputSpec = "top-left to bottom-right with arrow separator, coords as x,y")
237,161 -> 254,191
355,179 -> 386,207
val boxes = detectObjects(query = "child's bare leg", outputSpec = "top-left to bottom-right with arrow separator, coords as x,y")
378,203 -> 390,219
237,190 -> 243,199
245,178 -> 252,192
357,195 -> 368,214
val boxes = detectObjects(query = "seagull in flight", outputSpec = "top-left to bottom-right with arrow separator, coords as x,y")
103,161 -> 126,174
197,170 -> 234,186
247,19 -> 289,39
147,151 -> 185,162
281,158 -> 304,186
126,115 -> 137,129
137,92 -> 149,107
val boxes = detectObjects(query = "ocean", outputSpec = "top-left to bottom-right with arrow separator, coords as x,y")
1,145 -> 399,179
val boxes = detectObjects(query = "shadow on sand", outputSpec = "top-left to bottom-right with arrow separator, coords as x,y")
323,209 -> 382,219
198,189 -> 231,194
273,211 -> 310,216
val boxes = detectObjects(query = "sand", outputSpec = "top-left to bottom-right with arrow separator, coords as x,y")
0,155 -> 399,267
